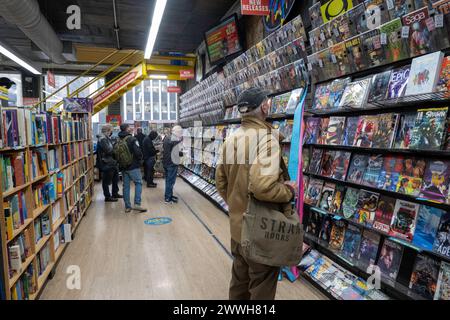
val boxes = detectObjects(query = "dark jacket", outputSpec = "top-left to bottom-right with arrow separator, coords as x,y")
143,131 -> 159,160
135,132 -> 146,151
96,134 -> 118,171
162,135 -> 182,167
118,131 -> 143,171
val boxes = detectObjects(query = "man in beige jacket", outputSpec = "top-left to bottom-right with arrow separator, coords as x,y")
216,88 -> 297,300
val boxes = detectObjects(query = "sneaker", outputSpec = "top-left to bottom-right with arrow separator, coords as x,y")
164,198 -> 173,204
125,208 -> 132,213
147,183 -> 157,188
133,206 -> 147,213
170,196 -> 178,203
105,197 -> 118,202
112,194 -> 123,199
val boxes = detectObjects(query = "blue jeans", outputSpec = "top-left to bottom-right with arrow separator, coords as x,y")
122,168 -> 143,209
164,165 -> 178,200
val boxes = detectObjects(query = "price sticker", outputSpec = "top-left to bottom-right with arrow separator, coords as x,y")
318,59 -> 324,68
320,32 -> 326,42
333,28 -> 340,37
426,17 -> 435,31
401,26 -> 410,38
380,33 -> 387,45
386,0 -> 394,10
435,14 -> 444,28
307,63 -> 313,71
331,54 -> 337,64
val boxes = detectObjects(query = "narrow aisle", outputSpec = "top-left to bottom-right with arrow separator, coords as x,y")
40,178 -> 326,300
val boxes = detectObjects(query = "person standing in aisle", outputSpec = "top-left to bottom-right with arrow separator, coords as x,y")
135,127 -> 146,152
115,123 -> 147,213
215,88 -> 297,300
162,125 -> 183,204
96,124 -> 122,202
143,130 -> 159,188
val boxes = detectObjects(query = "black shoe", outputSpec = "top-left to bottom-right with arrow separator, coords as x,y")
113,194 -> 123,199
171,196 -> 178,203
105,197 -> 118,202
147,183 -> 157,188
164,198 -> 173,204
171,195 -> 178,200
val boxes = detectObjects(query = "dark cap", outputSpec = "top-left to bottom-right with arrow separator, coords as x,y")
237,88 -> 270,113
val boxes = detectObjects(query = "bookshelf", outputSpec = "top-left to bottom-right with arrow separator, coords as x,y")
0,108 -> 95,300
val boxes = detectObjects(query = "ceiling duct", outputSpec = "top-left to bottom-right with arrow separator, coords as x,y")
0,0 -> 66,64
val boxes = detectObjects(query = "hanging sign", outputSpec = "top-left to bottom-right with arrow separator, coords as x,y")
47,70 -> 56,88
241,0 -> 270,16
179,70 -> 195,79
167,86 -> 182,93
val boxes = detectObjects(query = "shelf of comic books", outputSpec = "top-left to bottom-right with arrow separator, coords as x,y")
0,105 -> 95,300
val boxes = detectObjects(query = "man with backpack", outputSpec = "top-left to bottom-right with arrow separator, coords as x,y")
114,123 -> 147,213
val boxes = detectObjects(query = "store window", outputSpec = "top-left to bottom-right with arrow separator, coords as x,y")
122,80 -> 178,123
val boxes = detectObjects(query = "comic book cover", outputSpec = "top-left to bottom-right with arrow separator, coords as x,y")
306,178 -> 325,206
373,195 -> 397,233
433,212 -> 450,258
306,210 -> 325,237
277,92 -> 292,114
318,118 -> 330,144
319,215 -> 334,243
312,83 -> 331,110
372,113 -> 399,148
412,205 -> 445,250
385,65 -> 411,99
420,160 -> 450,202
361,29 -> 385,68
353,115 -> 379,147
331,42 -> 353,77
390,199 -> 420,241
389,0 -> 415,19
349,3 -> 369,35
402,7 -> 434,56
321,48 -> 340,80
332,12 -> 353,43
347,154 -> 370,184
409,107 -> 448,150
331,151 -> 352,180
319,182 -> 337,211
345,35 -> 367,72
378,155 -> 404,191
343,116 -> 360,146
396,157 -> 426,196
342,224 -> 362,259
309,148 -> 324,174
282,120 -> 294,142
435,261 -> 450,300
285,88 -> 304,114
339,78 -> 372,108
358,230 -> 381,271
304,117 -> 321,144
321,150 -> 337,177
330,220 -> 347,250
309,28 -> 321,53
342,187 -> 361,219
330,185 -> 346,214
362,154 -> 384,187
394,112 -> 417,148
379,18 -> 410,64
309,2 -> 324,29
432,0 -> 450,51
326,116 -> 346,145
377,239 -> 404,281
356,190 -> 380,225
291,14 -> 308,40
436,56 -> 450,93
409,254 -> 440,299
328,77 -> 352,109
364,0 -> 391,29
368,70 -> 392,103
406,51 -> 445,96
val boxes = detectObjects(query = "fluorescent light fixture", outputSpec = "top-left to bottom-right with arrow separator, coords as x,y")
144,0 -> 167,59
0,44 -> 41,75
149,74 -> 168,80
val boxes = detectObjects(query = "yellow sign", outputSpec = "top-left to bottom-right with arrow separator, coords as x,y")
0,86 -> 8,101
320,0 -> 353,23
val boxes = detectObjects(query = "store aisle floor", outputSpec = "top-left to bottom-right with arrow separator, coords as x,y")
40,178 -> 327,300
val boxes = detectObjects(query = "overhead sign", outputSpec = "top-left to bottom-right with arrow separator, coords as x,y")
179,70 -> 194,79
241,0 -> 270,16
93,64 -> 144,106
47,70 -> 56,88
167,86 -> 182,93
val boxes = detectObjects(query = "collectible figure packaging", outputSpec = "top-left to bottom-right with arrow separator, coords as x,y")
385,65 -> 411,99
372,113 -> 399,148
342,187 -> 361,219
435,261 -> 450,300
362,154 -> 384,187
390,199 -> 420,241
405,51 -> 445,95
409,107 -> 448,150
433,212 -> 450,258
356,190 -> 380,225
368,70 -> 392,103
379,18 -> 410,63
373,195 -> 397,233
394,112 -> 417,148
331,151 -> 352,180
412,205 -> 445,250
347,154 -> 370,184
377,239 -> 404,281
420,160 -> 450,202
409,254 -> 440,299
358,230 -> 381,271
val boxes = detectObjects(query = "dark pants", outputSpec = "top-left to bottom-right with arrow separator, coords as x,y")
145,157 -> 156,184
102,167 -> 119,198
229,239 -> 279,300
164,165 -> 178,200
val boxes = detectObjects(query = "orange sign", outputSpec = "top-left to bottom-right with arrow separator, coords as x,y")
241,0 -> 270,16
179,70 -> 194,79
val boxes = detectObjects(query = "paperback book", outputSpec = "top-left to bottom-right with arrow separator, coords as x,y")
405,51 -> 445,96
409,107 -> 448,150
412,205 -> 445,251
409,254 -> 440,300
373,196 -> 397,233
390,199 -> 420,241
377,239 -> 404,281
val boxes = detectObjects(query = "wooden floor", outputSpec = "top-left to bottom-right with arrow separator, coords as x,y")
40,177 -> 327,300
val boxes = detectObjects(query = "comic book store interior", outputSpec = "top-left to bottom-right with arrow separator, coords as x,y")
0,0 -> 449,302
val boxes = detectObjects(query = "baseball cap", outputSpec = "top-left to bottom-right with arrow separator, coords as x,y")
237,88 -> 270,113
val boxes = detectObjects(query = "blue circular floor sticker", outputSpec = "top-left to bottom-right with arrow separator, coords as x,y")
144,217 -> 172,226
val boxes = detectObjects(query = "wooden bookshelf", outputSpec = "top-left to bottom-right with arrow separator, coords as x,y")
0,110 -> 95,300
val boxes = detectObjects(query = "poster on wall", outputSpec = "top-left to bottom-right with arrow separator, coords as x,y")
263,0 -> 296,32
106,115 -> 122,126
205,14 -> 243,65
241,0 -> 270,16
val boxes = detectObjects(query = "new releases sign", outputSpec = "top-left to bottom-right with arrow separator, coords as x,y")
241,0 -> 270,16
179,70 -> 194,79
167,86 -> 182,93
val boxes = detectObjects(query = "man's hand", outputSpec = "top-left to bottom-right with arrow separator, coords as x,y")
284,181 -> 298,198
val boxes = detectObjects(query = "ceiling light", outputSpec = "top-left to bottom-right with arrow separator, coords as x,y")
149,74 -> 168,80
144,0 -> 167,59
0,44 -> 41,75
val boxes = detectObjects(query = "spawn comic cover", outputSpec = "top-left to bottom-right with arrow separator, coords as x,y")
409,107 -> 448,150
390,199 -> 420,241
420,160 -> 450,202
409,254 -> 440,299
373,195 -> 397,233
412,205 -> 445,250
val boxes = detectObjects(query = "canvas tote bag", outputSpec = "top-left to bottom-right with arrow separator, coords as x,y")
241,160 -> 304,267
